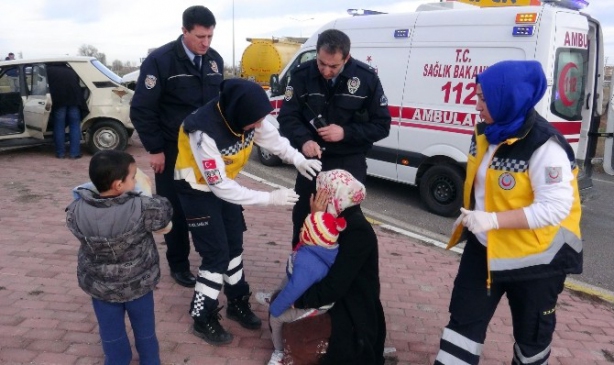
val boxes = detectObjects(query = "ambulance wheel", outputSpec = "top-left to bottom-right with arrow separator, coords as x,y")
86,120 -> 129,153
257,145 -> 282,166
419,164 -> 464,217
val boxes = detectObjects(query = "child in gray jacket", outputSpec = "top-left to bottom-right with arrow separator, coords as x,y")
66,150 -> 172,365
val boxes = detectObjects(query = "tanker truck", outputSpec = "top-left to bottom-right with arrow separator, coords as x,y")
240,37 -> 306,89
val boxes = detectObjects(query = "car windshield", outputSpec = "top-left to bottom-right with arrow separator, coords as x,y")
91,59 -> 122,84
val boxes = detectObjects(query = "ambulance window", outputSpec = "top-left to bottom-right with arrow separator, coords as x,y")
299,51 -> 316,64
550,49 -> 587,120
280,51 -> 317,91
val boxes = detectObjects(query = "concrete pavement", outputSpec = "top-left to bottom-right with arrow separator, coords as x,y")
0,143 -> 613,365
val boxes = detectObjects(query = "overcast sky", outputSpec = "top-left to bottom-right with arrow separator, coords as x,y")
1,0 -> 612,67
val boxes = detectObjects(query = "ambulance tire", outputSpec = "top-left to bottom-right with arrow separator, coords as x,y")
419,164 -> 464,217
257,145 -> 282,166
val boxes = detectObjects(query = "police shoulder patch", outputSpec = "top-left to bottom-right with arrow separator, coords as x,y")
380,94 -> 388,106
144,75 -> 157,89
284,86 -> 294,101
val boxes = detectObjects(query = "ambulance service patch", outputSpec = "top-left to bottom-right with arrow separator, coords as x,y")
498,172 -> 515,190
545,166 -> 562,184
284,86 -> 294,101
205,169 -> 222,185
209,60 -> 219,74
144,75 -> 157,89
347,77 -> 360,94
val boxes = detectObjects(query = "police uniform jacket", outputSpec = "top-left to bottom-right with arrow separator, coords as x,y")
130,35 -> 224,154
448,110 -> 582,287
278,58 -> 390,156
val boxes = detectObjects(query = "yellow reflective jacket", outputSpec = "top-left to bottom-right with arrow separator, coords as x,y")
448,111 -> 582,286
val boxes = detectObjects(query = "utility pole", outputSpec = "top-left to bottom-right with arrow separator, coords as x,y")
232,0 -> 236,76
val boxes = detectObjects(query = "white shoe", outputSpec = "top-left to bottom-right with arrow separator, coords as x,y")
267,350 -> 284,365
256,291 -> 273,306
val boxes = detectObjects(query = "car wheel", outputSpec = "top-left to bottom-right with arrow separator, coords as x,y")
419,164 -> 464,217
86,120 -> 129,153
257,145 -> 282,166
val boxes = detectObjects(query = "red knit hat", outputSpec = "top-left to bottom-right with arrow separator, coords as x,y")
299,212 -> 347,249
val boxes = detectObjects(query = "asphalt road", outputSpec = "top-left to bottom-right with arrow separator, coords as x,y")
244,150 -> 614,293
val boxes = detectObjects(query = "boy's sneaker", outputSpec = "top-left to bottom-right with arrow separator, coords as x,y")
193,307 -> 233,345
255,291 -> 272,306
267,350 -> 284,365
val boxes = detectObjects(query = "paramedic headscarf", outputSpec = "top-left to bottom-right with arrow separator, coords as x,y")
476,60 -> 547,145
218,78 -> 273,134
316,169 -> 366,217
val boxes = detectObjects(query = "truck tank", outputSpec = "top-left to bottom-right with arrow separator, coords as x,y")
240,37 -> 306,88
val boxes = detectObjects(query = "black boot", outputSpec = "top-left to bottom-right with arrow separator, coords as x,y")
193,306 -> 233,345
226,292 -> 262,330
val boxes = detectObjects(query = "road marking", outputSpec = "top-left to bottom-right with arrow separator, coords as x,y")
240,170 -> 614,304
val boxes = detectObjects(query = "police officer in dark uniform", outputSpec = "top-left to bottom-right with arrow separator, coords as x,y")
130,5 -> 223,288
278,29 -> 391,248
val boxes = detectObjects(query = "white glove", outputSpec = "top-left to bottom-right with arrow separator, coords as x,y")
269,188 -> 300,206
296,159 -> 322,181
460,207 -> 499,234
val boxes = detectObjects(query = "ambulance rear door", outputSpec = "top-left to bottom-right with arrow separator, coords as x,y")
541,9 -> 604,186
603,81 -> 614,175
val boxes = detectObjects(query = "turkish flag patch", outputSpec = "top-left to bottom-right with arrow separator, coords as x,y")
202,159 -> 217,170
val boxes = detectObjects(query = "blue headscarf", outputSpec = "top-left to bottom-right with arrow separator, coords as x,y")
477,60 -> 547,144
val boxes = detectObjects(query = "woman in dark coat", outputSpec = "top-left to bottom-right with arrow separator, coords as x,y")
293,169 -> 386,365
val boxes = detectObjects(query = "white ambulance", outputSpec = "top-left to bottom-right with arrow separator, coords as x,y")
259,0 -> 610,217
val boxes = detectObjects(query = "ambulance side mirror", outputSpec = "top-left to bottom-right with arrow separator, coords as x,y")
270,74 -> 280,96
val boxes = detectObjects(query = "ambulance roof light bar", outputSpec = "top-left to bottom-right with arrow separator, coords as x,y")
347,9 -> 387,16
541,0 -> 589,11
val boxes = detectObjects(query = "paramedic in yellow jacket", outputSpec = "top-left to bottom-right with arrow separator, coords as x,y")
174,79 -> 322,345
434,60 -> 582,365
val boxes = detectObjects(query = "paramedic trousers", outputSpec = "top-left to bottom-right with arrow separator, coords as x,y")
92,291 -> 160,365
175,180 -> 250,319
434,235 -> 566,365
291,152 -> 367,247
155,142 -> 191,273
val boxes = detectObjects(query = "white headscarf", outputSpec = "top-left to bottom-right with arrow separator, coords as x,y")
316,169 -> 366,217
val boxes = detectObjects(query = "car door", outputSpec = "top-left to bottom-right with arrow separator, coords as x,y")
22,64 -> 51,139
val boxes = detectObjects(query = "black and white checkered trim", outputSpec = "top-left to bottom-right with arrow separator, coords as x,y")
219,130 -> 255,156
491,157 -> 529,172
191,292 -> 207,317
469,140 -> 477,157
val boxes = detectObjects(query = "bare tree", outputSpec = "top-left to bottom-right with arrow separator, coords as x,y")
112,59 -> 123,72
78,44 -> 107,65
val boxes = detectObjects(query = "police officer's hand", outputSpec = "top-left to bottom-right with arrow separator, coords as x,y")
317,124 -> 344,142
149,152 -> 165,174
302,141 -> 323,159
269,188 -> 300,206
460,208 -> 499,233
